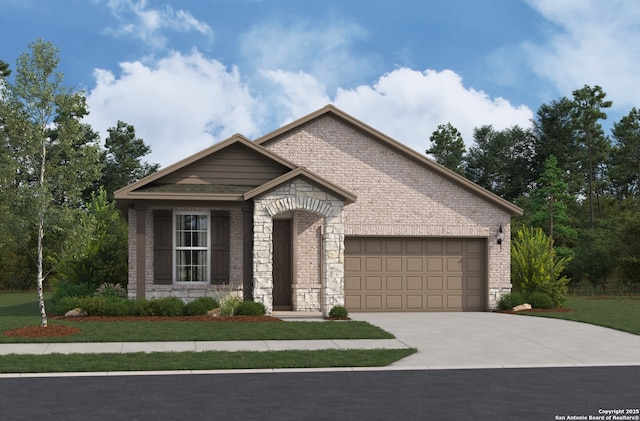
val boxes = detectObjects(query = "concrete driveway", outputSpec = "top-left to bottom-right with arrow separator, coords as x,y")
351,312 -> 640,369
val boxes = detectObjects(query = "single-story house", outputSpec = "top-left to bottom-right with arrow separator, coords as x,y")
115,105 -> 523,316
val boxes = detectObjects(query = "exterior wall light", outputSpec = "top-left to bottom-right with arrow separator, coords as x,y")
497,224 -> 504,246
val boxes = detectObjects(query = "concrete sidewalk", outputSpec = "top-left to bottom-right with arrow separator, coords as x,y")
0,338 -> 408,355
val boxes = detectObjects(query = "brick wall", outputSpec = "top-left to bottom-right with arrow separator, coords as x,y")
263,116 -> 514,304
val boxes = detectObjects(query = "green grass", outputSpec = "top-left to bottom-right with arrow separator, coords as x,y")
522,296 -> 640,335
0,292 -> 393,343
0,348 -> 417,374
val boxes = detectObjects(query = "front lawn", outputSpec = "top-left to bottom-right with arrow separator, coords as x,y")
0,292 -> 394,343
522,296 -> 640,335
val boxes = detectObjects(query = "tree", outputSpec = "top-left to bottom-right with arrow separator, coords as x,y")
93,120 -> 159,200
527,155 -> 577,255
0,59 -> 10,78
465,125 -> 535,202
610,107 -> 640,200
426,123 -> 466,175
0,40 -> 102,326
571,85 -> 612,228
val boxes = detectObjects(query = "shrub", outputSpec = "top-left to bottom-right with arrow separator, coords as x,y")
234,301 -> 266,316
95,282 -> 127,299
329,305 -> 349,319
511,226 -> 571,308
220,294 -> 242,317
147,297 -> 185,317
53,296 -> 83,315
184,297 -> 220,316
131,299 -> 154,316
497,292 -> 528,311
525,291 -> 555,309
50,280 -> 94,308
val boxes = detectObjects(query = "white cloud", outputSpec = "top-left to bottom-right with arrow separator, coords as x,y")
103,0 -> 214,50
524,0 -> 640,112
240,17 -> 372,90
85,50 -> 258,168
267,67 -> 534,154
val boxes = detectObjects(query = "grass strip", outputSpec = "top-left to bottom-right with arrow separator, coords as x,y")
522,296 -> 640,335
0,348 -> 416,373
1,320 -> 394,343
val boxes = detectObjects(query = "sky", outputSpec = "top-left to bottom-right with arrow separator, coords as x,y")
2,0 -> 639,168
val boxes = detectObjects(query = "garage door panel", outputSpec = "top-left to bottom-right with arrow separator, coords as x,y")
345,238 -> 486,312
386,276 -> 402,290
406,257 -> 423,271
365,276 -> 382,290
426,257 -> 443,271
407,276 -> 423,290
386,257 -> 402,271
345,276 -> 362,290
365,295 -> 383,309
406,295 -> 423,309
427,276 -> 443,290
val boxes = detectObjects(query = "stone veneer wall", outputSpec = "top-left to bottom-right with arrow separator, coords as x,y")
127,207 -> 245,302
263,116 -> 515,309
253,178 -> 344,316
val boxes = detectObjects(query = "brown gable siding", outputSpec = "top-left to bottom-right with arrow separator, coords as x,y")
153,143 -> 289,187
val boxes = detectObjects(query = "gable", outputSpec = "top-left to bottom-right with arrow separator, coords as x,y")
255,105 -> 522,216
141,143 -> 290,191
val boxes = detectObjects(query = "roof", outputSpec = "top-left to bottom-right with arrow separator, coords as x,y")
254,104 -> 523,216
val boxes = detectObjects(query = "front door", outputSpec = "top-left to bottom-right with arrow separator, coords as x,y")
273,219 -> 292,310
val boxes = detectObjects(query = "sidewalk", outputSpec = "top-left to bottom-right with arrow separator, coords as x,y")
0,338 -> 409,356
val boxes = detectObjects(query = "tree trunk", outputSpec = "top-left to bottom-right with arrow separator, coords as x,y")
37,134 -> 48,328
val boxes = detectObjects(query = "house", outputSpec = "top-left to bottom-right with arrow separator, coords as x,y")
115,105 -> 523,316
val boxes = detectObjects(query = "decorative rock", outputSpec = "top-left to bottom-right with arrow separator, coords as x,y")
512,303 -> 532,312
65,308 -> 87,317
205,308 -> 221,317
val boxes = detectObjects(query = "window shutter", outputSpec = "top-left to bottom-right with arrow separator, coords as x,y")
153,210 -> 173,285
211,211 -> 230,283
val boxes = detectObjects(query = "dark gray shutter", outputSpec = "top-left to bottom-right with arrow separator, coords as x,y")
211,211 -> 230,283
153,210 -> 173,285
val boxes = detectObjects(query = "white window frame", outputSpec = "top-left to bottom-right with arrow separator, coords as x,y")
173,211 -> 210,284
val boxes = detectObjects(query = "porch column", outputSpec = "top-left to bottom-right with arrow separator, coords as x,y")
252,204 -> 274,313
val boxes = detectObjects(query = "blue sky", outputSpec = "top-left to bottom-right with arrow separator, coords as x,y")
2,0 -> 639,168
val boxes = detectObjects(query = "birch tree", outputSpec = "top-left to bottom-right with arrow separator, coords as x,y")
0,40 -> 102,326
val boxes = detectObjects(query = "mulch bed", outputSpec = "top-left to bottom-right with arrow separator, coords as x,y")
3,315 -> 283,339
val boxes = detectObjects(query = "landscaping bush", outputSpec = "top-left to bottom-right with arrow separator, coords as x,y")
131,299 -> 154,316
511,226 -> 571,308
329,305 -> 349,319
147,297 -> 185,317
525,291 -> 555,309
184,297 -> 220,316
233,300 -> 266,316
220,294 -> 242,316
497,291 -> 528,311
94,282 -> 127,299
50,280 -> 94,308
53,296 -> 83,315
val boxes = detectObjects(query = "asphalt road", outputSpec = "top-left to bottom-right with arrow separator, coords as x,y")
1,366 -> 638,420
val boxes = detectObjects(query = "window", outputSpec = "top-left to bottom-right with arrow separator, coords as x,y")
174,212 -> 209,283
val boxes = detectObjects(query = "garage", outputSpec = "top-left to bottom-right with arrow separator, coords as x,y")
344,237 -> 486,312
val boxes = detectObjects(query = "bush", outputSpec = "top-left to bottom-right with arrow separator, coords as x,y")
131,299 -> 154,316
511,226 -> 571,308
147,297 -> 185,317
220,294 -> 242,317
50,280 -> 94,309
497,292 -> 528,311
234,301 -> 266,316
184,297 -> 220,316
94,282 -> 127,299
329,305 -> 349,319
526,291 -> 555,309
53,296 -> 83,315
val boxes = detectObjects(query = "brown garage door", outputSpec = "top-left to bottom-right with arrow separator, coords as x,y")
345,237 -> 486,312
